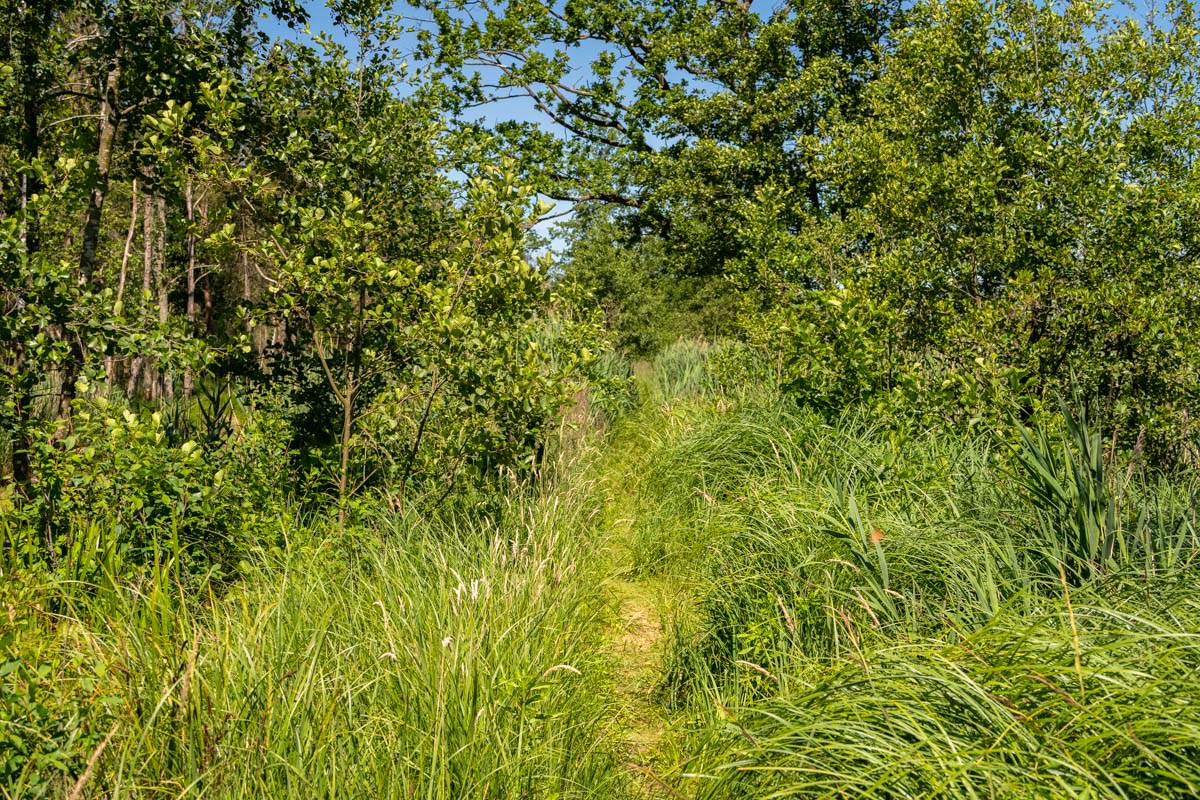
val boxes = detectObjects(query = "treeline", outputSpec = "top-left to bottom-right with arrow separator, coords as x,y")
1,0 -> 604,570
501,0 -> 1199,460
2,0 -> 1199,562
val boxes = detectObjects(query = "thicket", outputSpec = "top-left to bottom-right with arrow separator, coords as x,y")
4,0 -> 1200,796
1,0 -> 606,578
2,4 -> 607,789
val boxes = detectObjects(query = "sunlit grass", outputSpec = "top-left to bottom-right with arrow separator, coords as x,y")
9,478 -> 630,798
7,350 -> 1200,799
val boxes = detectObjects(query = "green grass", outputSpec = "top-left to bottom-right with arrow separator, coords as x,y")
596,367 -> 1200,798
6,349 -> 1200,799
680,581 -> 1200,798
4,472 -> 631,798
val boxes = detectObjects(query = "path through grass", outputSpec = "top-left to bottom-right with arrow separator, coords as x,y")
608,578 -> 671,795
585,409 -> 688,799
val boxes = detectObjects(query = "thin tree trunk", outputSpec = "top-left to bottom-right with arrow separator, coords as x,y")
116,178 -> 138,303
240,213 -> 252,302
107,178 -> 139,384
199,194 -> 213,333
79,61 -> 121,285
155,194 -> 172,402
11,0 -> 46,487
336,285 -> 368,526
397,367 -> 444,514
126,189 -> 155,397
337,381 -> 355,525
17,0 -> 48,254
183,179 -> 196,398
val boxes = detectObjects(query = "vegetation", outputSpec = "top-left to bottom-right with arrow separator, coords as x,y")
3,0 -> 1200,796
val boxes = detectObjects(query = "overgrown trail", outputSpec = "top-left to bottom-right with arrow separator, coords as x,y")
609,577 -> 670,794
591,459 -> 681,798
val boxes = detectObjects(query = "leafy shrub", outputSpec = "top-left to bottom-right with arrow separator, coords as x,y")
736,0 -> 1200,461
1,392 -> 291,581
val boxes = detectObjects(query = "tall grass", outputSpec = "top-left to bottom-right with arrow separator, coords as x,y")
8,343 -> 1200,799
1013,400 -> 1199,583
5,477 -> 630,798
683,580 -> 1200,799
645,339 -> 712,403
587,356 -> 1200,798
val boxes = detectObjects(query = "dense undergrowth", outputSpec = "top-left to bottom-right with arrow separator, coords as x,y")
610,343 -> 1200,798
5,340 -> 1200,798
2,449 -> 632,797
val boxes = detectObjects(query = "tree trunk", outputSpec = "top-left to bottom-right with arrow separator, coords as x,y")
53,29 -> 121,421
126,189 -> 156,397
336,286 -> 368,526
199,194 -> 213,334
79,61 -> 121,285
183,179 -> 196,398
106,178 -> 139,384
155,194 -> 172,402
9,1 -> 45,486
17,0 -> 49,254
337,383 -> 354,526
116,179 -> 138,305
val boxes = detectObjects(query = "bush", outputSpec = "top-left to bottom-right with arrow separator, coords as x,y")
1,391 -> 291,582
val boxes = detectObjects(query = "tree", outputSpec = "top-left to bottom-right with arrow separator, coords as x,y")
0,0 -> 305,498
739,0 -> 1200,459
414,0 -> 901,315
557,205 -> 736,356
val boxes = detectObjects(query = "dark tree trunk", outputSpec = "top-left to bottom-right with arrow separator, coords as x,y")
17,0 -> 49,254
79,62 -> 121,285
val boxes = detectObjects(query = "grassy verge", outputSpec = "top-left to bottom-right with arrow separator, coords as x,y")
596,348 -> 1200,799
4,461 -> 632,798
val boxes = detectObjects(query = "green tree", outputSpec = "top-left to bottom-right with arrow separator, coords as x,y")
415,0 -> 900,318
739,0 -> 1200,459
0,0 -> 305,499
558,205 -> 736,356
245,7 -> 602,515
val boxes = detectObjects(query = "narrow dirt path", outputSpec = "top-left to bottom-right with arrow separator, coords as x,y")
608,577 -> 674,797
591,428 -> 683,798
